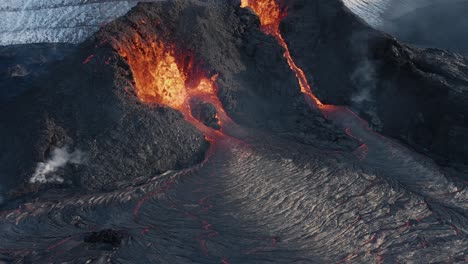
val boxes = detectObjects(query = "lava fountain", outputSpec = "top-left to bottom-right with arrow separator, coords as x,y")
114,32 -> 232,136
241,0 -> 323,108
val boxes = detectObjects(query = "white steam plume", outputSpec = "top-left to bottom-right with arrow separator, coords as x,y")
30,147 -> 84,184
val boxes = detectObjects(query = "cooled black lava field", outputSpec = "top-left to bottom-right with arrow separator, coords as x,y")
0,0 -> 467,263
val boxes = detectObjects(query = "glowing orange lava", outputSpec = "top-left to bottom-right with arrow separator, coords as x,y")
115,33 -> 232,134
241,0 -> 323,108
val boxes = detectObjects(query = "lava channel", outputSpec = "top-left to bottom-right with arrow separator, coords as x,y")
241,0 -> 323,108
241,0 -> 467,211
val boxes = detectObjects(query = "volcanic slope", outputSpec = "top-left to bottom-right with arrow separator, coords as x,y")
1,130 -> 467,263
282,0 -> 468,167
0,0 -> 357,201
240,0 -> 467,226
0,0 -> 467,263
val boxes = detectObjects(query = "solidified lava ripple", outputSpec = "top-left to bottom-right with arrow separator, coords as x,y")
242,0 -> 467,219
0,133 -> 466,263
0,1 -> 467,263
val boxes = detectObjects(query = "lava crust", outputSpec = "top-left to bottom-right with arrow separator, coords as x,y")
0,0 -> 467,263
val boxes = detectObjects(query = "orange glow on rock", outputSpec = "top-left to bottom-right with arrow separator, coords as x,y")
115,33 -> 231,134
241,0 -> 323,108
240,0 -> 284,34
116,34 -> 188,109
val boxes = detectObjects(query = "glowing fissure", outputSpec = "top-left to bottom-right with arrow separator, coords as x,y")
115,33 -> 231,135
241,0 -> 323,108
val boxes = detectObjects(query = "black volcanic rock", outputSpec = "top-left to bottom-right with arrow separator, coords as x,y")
382,1 -> 468,55
0,1 -> 467,263
282,0 -> 468,166
0,0 -> 356,203
0,43 -> 76,102
95,0 -> 357,151
191,100 -> 221,130
84,229 -> 125,247
2,0 -> 467,201
0,39 -> 209,200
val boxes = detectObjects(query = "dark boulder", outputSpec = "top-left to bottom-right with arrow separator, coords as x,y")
84,229 -> 125,248
191,100 -> 221,130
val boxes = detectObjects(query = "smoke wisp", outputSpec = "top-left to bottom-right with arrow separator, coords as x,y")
30,147 -> 84,184
350,59 -> 376,105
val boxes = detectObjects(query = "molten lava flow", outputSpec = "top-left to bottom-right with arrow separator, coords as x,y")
115,33 -> 231,135
241,0 -> 323,108
240,0 -> 284,35
117,36 -> 187,108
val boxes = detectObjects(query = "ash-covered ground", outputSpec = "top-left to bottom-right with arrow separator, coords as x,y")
0,0 -> 467,263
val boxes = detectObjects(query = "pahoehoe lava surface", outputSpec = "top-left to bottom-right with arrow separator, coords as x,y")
1,132 -> 467,263
0,0 -> 467,263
